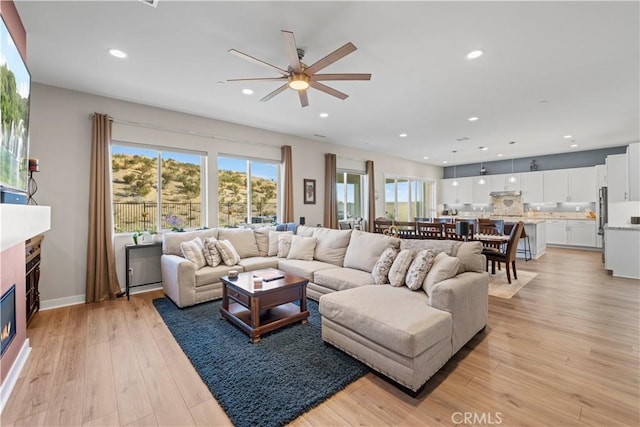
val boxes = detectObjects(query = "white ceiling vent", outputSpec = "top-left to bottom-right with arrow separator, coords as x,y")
140,0 -> 158,7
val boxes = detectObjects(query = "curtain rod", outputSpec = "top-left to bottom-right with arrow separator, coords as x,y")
88,113 -> 277,148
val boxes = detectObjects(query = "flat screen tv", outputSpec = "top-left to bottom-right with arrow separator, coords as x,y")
0,15 -> 30,194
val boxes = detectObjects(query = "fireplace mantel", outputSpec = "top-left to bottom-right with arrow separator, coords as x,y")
0,205 -> 51,252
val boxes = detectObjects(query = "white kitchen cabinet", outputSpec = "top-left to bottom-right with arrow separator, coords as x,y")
596,164 -> 607,188
567,167 -> 596,202
489,173 -> 521,192
543,170 -> 568,203
605,227 -> 640,279
628,142 -> 639,201
473,177 -> 491,204
521,171 -> 544,203
441,177 -> 473,205
567,220 -> 596,247
546,220 -> 568,245
607,153 -> 629,203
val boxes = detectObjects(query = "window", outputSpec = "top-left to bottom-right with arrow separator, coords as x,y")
218,156 -> 279,227
385,176 -> 436,221
111,144 -> 206,233
337,171 -> 364,221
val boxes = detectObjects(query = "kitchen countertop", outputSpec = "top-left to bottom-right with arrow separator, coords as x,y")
605,224 -> 640,231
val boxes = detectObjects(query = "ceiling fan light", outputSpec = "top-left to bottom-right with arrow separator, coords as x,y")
288,75 -> 310,90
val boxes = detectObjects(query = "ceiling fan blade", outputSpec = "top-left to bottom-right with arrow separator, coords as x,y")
260,84 -> 289,102
228,49 -> 289,76
310,73 -> 371,81
227,77 -> 288,82
282,30 -> 302,73
305,42 -> 357,75
309,81 -> 349,100
298,89 -> 309,108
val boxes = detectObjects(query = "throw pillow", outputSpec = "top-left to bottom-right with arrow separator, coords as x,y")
215,239 -> 241,266
268,230 -> 293,256
202,237 -> 222,267
423,252 -> 461,296
405,249 -> 436,290
277,233 -> 293,258
287,236 -> 317,261
371,247 -> 398,285
388,249 -> 415,287
453,241 -> 484,274
180,237 -> 206,269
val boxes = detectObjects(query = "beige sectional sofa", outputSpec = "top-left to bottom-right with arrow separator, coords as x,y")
160,224 -> 489,393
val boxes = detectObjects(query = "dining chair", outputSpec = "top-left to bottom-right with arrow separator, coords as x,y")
415,221 -> 444,239
483,221 -> 524,284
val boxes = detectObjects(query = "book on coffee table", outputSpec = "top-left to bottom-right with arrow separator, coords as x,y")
252,268 -> 285,282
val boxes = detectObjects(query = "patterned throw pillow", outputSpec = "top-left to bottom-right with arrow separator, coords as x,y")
215,239 -> 241,266
388,249 -> 415,287
268,230 -> 292,256
371,247 -> 398,285
202,237 -> 222,267
180,237 -> 206,269
405,249 -> 436,290
277,233 -> 293,258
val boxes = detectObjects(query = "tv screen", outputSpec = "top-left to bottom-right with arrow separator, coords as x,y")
1,15 -> 30,194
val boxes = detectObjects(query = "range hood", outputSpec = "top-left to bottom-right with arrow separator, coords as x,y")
490,190 -> 521,197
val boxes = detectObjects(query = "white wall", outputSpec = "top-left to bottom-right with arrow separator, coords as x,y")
28,83 -> 442,306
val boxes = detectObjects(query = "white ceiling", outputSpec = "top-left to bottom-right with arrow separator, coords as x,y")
14,1 -> 640,166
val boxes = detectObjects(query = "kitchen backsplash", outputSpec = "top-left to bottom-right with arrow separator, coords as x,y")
443,199 -> 597,219
492,194 -> 524,216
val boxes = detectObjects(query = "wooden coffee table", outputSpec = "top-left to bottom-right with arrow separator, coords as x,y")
220,269 -> 309,343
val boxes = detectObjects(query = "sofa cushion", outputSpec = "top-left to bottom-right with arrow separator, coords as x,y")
287,236 -> 317,261
388,249 -> 415,287
423,252 -> 460,295
215,239 -> 241,266
371,247 -> 398,285
202,237 -> 222,267
296,225 -> 316,237
277,233 -> 293,258
238,256 -> 279,271
218,228 -> 260,258
268,231 -> 292,256
195,264 -> 240,287
405,249 -> 436,290
276,259 -> 336,281
319,286 -> 452,358
313,267 -> 376,291
343,230 -> 401,273
253,227 -> 274,257
452,241 -> 484,274
180,237 -> 206,269
163,229 -> 218,256
312,228 -> 352,266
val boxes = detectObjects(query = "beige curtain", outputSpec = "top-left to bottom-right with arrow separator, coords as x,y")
281,145 -> 294,222
324,153 -> 338,229
86,113 -> 122,303
366,160 -> 375,232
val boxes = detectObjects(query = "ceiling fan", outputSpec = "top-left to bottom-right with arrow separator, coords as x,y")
227,30 -> 371,108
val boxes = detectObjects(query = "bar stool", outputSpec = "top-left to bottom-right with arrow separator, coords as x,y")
516,227 -> 532,261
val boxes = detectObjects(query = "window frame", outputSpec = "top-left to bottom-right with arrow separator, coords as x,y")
384,174 -> 437,221
110,141 -> 208,233
336,170 -> 365,221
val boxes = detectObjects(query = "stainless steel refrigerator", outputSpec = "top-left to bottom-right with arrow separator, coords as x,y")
597,187 -> 608,262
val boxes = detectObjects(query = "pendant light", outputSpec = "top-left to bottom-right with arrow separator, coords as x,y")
452,150 -> 459,186
509,141 -> 517,183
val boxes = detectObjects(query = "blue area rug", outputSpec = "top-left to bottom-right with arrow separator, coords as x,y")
153,297 -> 368,427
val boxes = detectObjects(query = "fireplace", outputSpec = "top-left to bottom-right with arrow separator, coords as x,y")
1,284 -> 16,356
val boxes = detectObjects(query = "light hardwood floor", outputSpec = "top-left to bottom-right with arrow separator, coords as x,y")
2,247 -> 639,426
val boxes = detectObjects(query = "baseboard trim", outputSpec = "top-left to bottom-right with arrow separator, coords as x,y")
0,339 -> 31,413
40,285 -> 163,310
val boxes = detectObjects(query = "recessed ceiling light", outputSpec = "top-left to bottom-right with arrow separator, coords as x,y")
442,160 -> 448,164
497,153 -> 504,157
466,50 -> 484,60
479,146 -> 488,151
563,135 -> 573,139
319,113 -> 329,118
242,88 -> 253,95
399,133 -> 408,138
423,156 -> 429,160
108,48 -> 127,58
570,143 -> 578,148
468,116 -> 479,122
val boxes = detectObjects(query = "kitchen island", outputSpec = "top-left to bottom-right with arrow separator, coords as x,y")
604,224 -> 640,279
